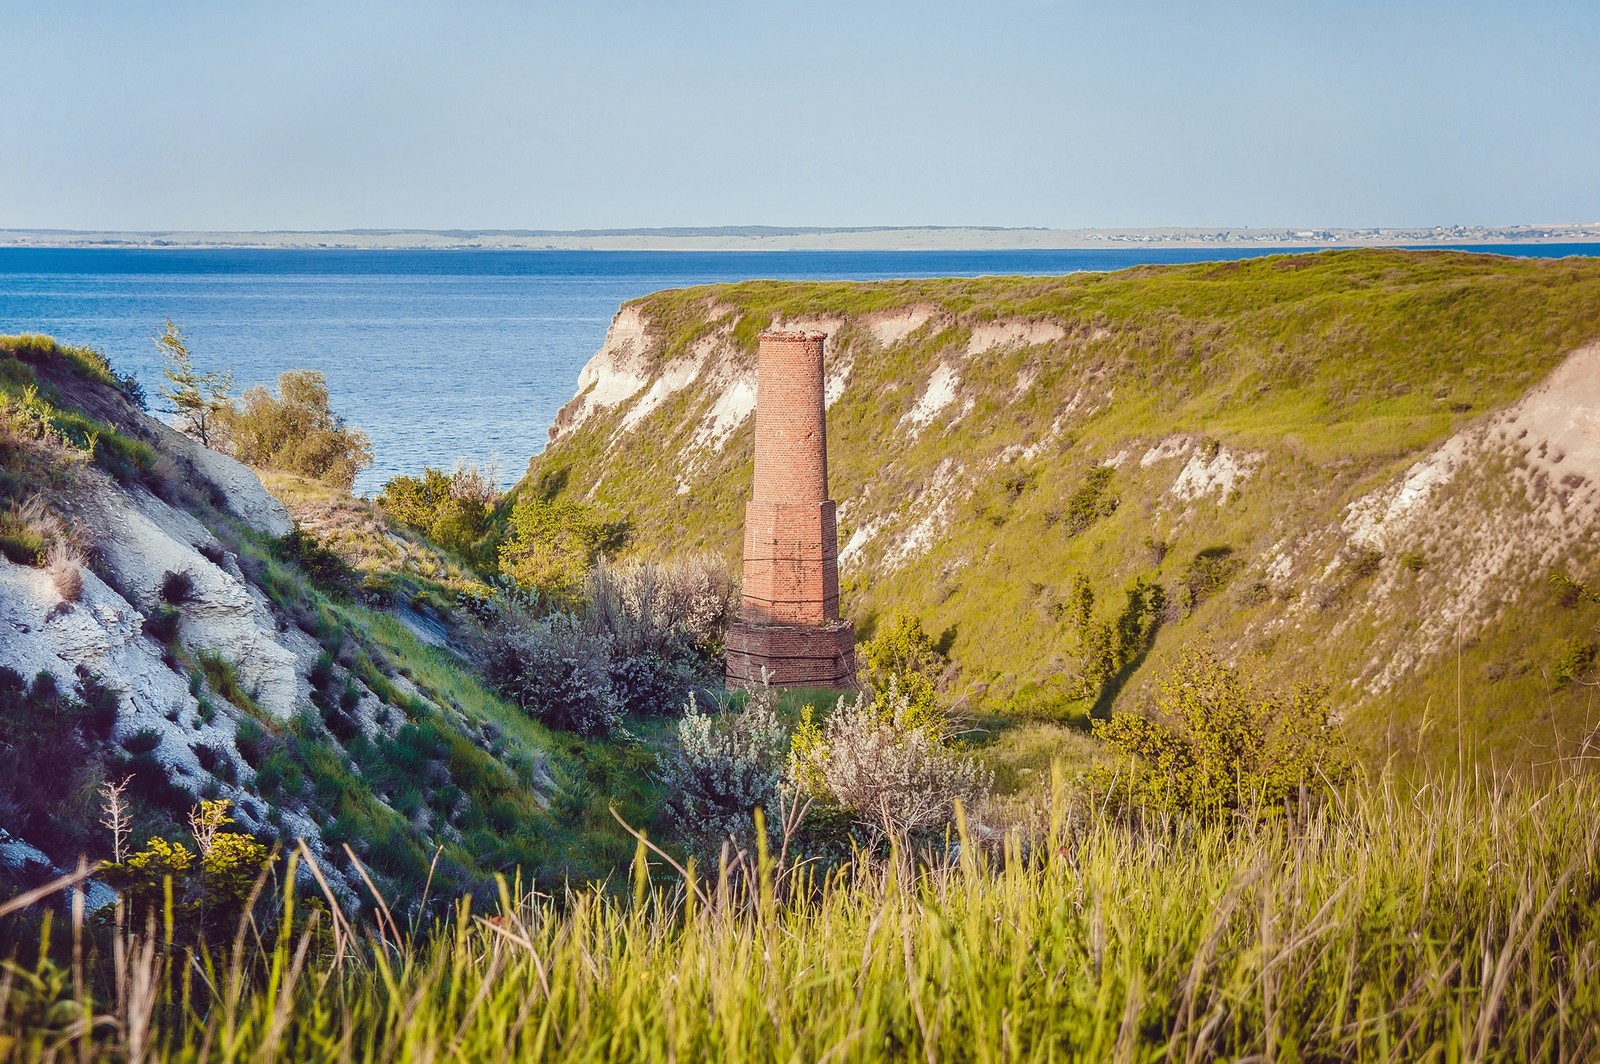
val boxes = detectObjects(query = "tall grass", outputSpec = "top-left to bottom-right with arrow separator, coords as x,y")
3,767 -> 1597,1061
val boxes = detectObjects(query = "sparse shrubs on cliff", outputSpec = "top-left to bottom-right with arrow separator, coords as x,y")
1092,648 -> 1351,820
216,370 -> 373,489
1058,465 -> 1119,535
0,666 -> 121,860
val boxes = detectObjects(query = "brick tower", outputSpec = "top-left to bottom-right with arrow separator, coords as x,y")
725,330 -> 857,689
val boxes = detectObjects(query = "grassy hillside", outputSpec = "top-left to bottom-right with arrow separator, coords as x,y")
0,335 -> 654,910
527,250 -> 1600,771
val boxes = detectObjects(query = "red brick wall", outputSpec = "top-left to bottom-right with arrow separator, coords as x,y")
726,329 -> 856,689
726,621 -> 857,688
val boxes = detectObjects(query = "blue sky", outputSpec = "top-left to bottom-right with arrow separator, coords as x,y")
3,1 -> 1596,230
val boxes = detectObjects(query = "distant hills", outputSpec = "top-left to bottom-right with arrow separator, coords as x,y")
3,224 -> 1599,251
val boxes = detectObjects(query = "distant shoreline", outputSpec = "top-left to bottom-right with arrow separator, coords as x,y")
3,224 -> 1599,252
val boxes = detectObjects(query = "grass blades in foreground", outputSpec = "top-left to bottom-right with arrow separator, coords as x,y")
3,767 -> 1598,1062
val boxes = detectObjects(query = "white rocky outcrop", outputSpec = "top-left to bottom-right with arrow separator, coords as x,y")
1329,342 -> 1600,692
966,320 -> 1066,357
1168,446 -> 1265,505
549,306 -> 655,442
901,364 -> 962,436
145,418 -> 293,537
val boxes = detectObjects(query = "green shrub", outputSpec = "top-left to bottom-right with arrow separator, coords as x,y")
1182,545 -> 1241,605
1059,465 -> 1119,535
1092,649 -> 1352,819
215,370 -> 372,489
1551,638 -> 1596,688
101,799 -> 275,939
0,665 -> 120,859
859,612 -> 947,723
498,497 -> 626,603
378,463 -> 499,558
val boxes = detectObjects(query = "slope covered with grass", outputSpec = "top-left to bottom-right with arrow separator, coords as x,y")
527,250 -> 1600,771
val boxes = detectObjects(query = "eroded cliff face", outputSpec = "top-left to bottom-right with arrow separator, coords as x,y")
0,347 -> 556,903
529,251 -> 1600,763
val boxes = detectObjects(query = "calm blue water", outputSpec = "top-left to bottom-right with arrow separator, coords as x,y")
2,244 -> 1594,494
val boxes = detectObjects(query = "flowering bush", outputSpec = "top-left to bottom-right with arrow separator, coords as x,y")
586,557 -> 738,715
787,682 -> 991,838
660,688 -> 788,854
479,602 -> 624,736
476,557 -> 737,730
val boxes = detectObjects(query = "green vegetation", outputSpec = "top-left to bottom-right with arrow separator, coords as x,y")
499,496 -> 628,603
376,462 -> 500,564
216,369 -> 373,489
527,250 -> 1600,770
156,319 -> 233,448
0,666 -> 120,859
4,769 -> 1596,1061
1092,648 -> 1352,817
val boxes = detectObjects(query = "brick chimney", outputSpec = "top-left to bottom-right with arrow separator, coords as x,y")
725,329 -> 857,689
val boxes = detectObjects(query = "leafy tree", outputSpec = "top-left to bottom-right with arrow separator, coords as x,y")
216,369 -> 372,489
378,463 -> 498,556
155,320 -> 233,448
498,497 -> 624,603
859,613 -> 947,725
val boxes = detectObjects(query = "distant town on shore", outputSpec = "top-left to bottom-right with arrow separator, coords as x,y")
4,222 -> 1598,252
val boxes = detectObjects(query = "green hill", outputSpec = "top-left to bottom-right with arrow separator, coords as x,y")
524,249 -> 1600,769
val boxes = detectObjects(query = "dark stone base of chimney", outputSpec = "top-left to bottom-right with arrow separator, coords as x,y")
725,619 -> 857,690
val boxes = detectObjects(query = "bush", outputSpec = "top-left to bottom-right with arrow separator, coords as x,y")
479,604 -> 624,736
1091,649 -> 1352,820
1182,545 -> 1241,605
661,688 -> 789,854
498,497 -> 627,603
378,462 -> 500,557
215,370 -> 372,489
584,557 -> 738,714
859,613 -> 947,722
160,568 -> 195,605
1551,638 -> 1596,688
1061,466 -> 1119,535
0,666 -> 120,859
787,682 -> 991,838
101,799 -> 275,939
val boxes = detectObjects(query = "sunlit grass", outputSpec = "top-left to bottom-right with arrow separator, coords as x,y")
5,766 -> 1597,1061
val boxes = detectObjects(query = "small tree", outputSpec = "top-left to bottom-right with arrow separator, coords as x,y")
215,370 -> 372,489
860,613 -> 947,724
156,321 -> 233,448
